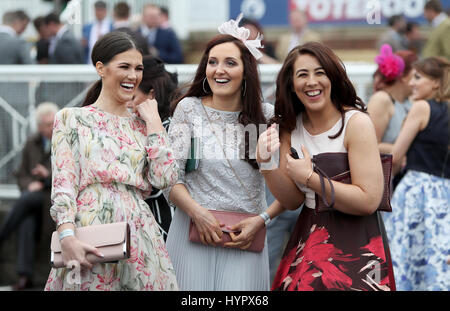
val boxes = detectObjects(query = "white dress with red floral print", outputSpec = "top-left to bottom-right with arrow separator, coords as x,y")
44,105 -> 179,291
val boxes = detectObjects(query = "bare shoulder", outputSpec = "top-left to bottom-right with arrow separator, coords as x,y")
345,111 -> 377,146
347,111 -> 374,130
409,100 -> 430,114
369,91 -> 392,105
407,100 -> 431,130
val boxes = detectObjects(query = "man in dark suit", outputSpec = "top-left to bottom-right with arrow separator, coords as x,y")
36,13 -> 85,106
45,12 -> 83,64
0,11 -> 32,186
82,1 -> 113,64
112,1 -> 149,55
33,16 -> 51,64
0,11 -> 31,64
139,4 -> 183,64
0,102 -> 58,290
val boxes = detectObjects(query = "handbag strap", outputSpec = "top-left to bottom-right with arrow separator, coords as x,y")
201,103 -> 259,209
311,161 -> 336,208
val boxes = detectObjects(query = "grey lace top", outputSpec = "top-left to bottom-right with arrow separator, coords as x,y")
163,96 -> 274,214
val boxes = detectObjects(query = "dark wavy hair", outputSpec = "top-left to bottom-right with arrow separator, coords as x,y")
170,34 -> 267,169
139,55 -> 178,121
273,41 -> 366,138
82,31 -> 142,107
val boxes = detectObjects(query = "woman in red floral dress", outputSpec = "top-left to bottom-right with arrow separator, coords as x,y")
256,42 -> 396,291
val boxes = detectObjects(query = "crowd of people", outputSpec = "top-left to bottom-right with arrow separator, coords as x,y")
1,0 -> 449,66
0,0 -> 448,292
0,2 -> 184,66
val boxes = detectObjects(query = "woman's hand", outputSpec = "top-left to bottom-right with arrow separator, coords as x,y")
60,235 -> 104,270
224,216 -> 265,250
133,98 -> 165,134
286,145 -> 314,185
257,124 -> 280,163
191,207 -> 225,246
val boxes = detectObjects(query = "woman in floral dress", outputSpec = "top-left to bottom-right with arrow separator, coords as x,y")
44,32 -> 179,291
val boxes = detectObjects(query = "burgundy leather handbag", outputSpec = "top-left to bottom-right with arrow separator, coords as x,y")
189,210 -> 266,253
312,152 -> 393,213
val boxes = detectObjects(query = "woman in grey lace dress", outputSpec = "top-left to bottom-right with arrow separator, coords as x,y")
162,31 -> 285,290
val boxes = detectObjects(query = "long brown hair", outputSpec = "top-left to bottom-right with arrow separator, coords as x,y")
170,34 -> 267,169
273,41 -> 366,137
413,56 -> 450,103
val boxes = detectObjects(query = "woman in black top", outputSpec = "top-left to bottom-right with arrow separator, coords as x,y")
384,56 -> 450,291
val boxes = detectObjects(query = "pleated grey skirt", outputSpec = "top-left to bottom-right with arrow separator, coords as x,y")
166,208 -> 270,291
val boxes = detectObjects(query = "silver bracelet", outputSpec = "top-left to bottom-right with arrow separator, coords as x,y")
59,229 -> 75,241
259,212 -> 271,227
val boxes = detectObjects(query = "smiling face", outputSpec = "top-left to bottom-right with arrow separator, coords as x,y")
205,42 -> 245,100
292,53 -> 332,112
97,49 -> 143,104
408,68 -> 439,101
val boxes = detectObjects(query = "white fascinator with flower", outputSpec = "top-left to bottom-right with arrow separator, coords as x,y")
217,13 -> 263,60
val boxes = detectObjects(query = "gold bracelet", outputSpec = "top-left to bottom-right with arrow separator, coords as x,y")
305,170 -> 313,188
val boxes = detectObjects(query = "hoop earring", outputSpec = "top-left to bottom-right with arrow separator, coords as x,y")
202,77 -> 211,94
241,79 -> 247,97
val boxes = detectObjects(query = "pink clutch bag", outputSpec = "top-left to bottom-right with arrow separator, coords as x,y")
188,210 -> 266,253
50,222 -> 130,268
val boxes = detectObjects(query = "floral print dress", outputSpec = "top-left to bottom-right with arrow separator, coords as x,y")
44,105 -> 179,291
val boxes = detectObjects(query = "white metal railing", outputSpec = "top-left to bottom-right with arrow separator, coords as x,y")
0,63 -> 376,198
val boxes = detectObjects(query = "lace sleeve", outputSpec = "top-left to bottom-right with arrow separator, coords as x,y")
162,98 -> 194,202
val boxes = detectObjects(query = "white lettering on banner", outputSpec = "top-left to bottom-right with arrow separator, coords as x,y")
332,0 -> 346,19
292,0 -> 425,21
381,0 -> 403,16
310,0 -> 333,20
294,0 -> 308,11
241,0 -> 266,20
367,0 -> 382,24
346,0 -> 366,19
403,0 -> 426,18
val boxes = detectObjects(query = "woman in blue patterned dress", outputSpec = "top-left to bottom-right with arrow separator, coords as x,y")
384,56 -> 450,290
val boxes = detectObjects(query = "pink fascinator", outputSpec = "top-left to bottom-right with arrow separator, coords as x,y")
375,44 -> 405,80
218,13 -> 263,60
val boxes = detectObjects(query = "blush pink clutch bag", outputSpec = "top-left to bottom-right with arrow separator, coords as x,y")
188,210 -> 266,253
50,222 -> 130,268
